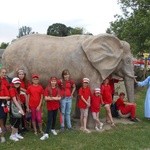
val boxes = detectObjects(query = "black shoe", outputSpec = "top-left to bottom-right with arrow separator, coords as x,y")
130,118 -> 139,122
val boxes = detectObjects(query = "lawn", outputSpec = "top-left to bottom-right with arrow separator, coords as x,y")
1,87 -> 150,150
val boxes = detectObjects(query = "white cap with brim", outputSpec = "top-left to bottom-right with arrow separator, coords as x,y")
82,78 -> 90,83
12,77 -> 21,84
94,88 -> 101,93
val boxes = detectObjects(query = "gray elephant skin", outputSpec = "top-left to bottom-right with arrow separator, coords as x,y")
2,33 -> 135,102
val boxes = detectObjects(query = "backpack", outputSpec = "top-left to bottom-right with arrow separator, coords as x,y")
110,103 -> 119,118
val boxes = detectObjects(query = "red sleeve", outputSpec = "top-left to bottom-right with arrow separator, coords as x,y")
44,87 -> 49,96
70,80 -> 75,86
40,85 -> 44,95
26,86 -> 31,95
113,79 -> 119,83
78,88 -> 83,96
9,88 -> 16,98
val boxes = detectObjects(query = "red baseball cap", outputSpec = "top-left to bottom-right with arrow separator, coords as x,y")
32,74 -> 39,79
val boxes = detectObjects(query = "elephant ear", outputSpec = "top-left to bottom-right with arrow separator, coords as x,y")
82,34 -> 123,80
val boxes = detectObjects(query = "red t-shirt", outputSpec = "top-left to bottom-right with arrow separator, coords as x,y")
101,84 -> 112,104
9,88 -> 20,101
1,77 -> 10,89
0,85 -> 10,97
78,87 -> 91,109
58,79 -> 75,97
20,80 -> 30,103
44,86 -> 60,111
90,94 -> 101,112
116,98 -> 125,110
27,84 -> 44,109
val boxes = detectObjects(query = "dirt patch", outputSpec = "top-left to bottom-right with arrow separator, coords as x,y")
72,117 -> 134,132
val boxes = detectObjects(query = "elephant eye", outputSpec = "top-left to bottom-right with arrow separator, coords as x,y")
126,57 -> 132,64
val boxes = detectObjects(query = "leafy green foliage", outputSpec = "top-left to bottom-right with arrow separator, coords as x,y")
0,42 -> 9,48
107,0 -> 150,55
47,23 -> 84,36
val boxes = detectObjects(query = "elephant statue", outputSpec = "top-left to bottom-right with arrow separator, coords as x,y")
2,33 -> 135,102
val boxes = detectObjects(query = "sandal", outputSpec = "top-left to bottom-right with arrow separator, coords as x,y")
83,129 -> 91,133
111,122 -> 116,127
34,131 -> 38,135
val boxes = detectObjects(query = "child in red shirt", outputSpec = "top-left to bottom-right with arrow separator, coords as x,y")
40,77 -> 61,140
101,78 -> 115,126
27,74 -> 44,135
91,88 -> 103,131
78,78 -> 91,133
58,69 -> 76,131
9,77 -> 25,142
116,92 -> 138,122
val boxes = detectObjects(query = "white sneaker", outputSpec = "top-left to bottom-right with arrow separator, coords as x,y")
95,126 -> 100,131
51,129 -> 57,135
15,133 -> 24,139
99,122 -> 104,129
0,127 -> 2,133
10,135 -> 19,142
40,134 -> 49,140
1,137 -> 6,143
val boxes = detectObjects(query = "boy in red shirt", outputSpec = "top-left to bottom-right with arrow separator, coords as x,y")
27,74 -> 44,135
116,92 -> 138,122
40,77 -> 61,140
91,88 -> 103,131
78,78 -> 91,133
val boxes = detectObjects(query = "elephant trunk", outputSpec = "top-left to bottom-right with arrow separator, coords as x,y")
124,76 -> 134,102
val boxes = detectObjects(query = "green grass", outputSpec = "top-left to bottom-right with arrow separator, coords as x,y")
1,88 -> 150,150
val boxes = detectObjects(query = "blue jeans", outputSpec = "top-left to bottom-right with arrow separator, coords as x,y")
60,97 -> 72,128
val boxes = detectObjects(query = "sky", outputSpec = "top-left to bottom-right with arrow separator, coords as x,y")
0,0 -> 122,43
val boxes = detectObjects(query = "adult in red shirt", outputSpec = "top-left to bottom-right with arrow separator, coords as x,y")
27,74 -> 44,135
9,77 -> 25,142
78,78 -> 91,133
0,78 -> 10,143
58,69 -> 76,131
90,88 -> 103,131
116,92 -> 138,122
101,78 -> 115,126
16,69 -> 31,132
40,77 -> 61,140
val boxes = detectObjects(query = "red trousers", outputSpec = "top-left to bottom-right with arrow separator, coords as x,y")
120,105 -> 136,119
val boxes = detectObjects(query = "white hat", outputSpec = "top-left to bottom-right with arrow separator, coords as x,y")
94,88 -> 101,93
12,77 -> 21,84
82,78 -> 90,83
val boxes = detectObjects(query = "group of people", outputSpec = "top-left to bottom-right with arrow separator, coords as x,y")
0,67 -> 149,143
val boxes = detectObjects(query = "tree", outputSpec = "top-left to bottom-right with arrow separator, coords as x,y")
47,23 -> 85,36
106,0 -> 150,55
68,27 -> 84,35
0,42 -> 9,49
18,26 -> 32,38
47,23 -> 68,36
